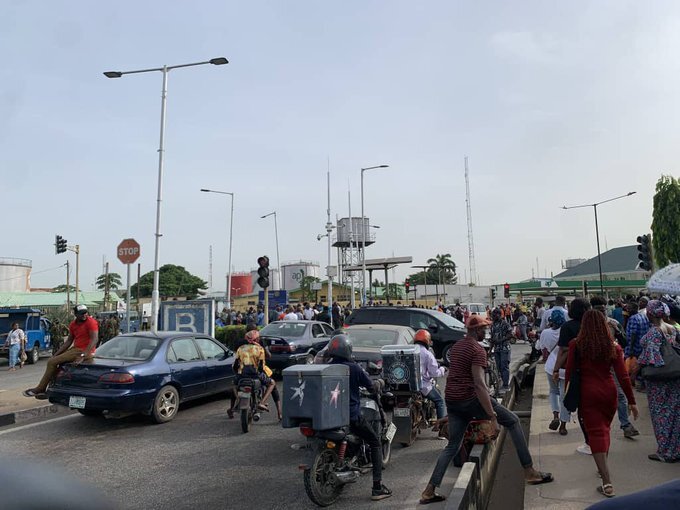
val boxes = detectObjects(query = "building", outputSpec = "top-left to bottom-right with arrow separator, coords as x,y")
554,245 -> 648,282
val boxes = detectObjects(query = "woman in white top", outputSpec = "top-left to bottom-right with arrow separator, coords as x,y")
4,322 -> 26,371
536,309 -> 569,435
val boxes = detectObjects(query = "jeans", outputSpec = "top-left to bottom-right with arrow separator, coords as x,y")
612,369 -> 630,429
350,415 -> 383,483
495,349 -> 511,388
425,387 -> 446,420
519,325 -> 528,342
8,344 -> 20,368
546,374 -> 570,423
35,348 -> 88,392
428,397 -> 533,488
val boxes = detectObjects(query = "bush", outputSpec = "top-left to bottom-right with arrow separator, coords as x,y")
214,325 -> 248,351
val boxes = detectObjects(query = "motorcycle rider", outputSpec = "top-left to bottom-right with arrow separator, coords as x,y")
413,329 -> 447,420
227,329 -> 276,419
326,334 -> 392,501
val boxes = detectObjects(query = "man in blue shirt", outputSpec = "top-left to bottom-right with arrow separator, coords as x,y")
327,334 -> 392,501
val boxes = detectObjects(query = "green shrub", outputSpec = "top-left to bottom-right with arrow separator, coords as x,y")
214,325 -> 248,351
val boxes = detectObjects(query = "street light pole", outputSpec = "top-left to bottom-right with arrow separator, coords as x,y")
200,188 -> 235,307
360,164 -> 389,306
104,56 -> 228,332
261,212 -> 281,289
562,191 -> 636,295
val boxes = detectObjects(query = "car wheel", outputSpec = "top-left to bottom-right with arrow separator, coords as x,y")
441,344 -> 453,367
28,344 -> 40,365
150,385 -> 179,424
305,352 -> 315,364
78,409 -> 103,417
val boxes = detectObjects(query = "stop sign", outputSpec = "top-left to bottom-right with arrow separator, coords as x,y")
117,238 -> 141,265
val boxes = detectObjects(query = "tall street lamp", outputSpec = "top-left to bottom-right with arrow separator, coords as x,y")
261,211 -> 281,289
200,188 -> 235,307
562,191 -> 636,294
104,56 -> 228,332
361,164 -> 389,305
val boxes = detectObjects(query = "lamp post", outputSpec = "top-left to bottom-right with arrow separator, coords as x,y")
361,164 -> 389,305
200,188 -> 235,307
104,56 -> 228,332
562,191 -> 636,295
261,211 -> 281,289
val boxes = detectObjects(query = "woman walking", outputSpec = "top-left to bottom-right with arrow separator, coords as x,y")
536,309 -> 569,435
565,310 -> 638,498
4,322 -> 26,371
638,300 -> 680,463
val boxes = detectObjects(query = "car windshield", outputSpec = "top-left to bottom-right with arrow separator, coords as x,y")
467,304 -> 486,314
96,336 -> 161,361
348,329 -> 399,348
431,310 -> 466,330
260,322 -> 307,337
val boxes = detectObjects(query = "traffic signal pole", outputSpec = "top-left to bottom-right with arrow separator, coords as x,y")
264,290 -> 269,326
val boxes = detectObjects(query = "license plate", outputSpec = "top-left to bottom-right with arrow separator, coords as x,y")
68,396 -> 86,409
394,407 -> 410,417
385,422 -> 397,442
238,392 -> 251,399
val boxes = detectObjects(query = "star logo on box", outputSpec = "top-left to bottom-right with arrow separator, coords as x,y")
330,382 -> 341,408
291,379 -> 306,407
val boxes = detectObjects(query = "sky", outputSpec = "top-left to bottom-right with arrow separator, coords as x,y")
1,1 -> 675,292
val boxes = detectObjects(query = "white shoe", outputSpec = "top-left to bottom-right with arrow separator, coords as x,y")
576,443 -> 592,455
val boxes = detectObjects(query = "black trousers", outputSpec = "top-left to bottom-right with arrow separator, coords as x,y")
350,416 -> 382,483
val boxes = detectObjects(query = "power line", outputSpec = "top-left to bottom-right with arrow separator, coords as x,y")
0,263 -> 66,283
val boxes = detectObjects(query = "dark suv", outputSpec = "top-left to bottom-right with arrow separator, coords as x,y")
344,307 -> 466,362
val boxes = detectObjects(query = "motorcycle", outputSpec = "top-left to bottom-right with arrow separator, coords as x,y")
299,364 -> 396,507
237,376 -> 263,433
389,385 -> 437,447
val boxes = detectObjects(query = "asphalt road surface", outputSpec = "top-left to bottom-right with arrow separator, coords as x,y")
0,345 -> 531,510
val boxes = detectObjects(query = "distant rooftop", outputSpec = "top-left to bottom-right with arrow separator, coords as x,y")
554,245 -> 643,278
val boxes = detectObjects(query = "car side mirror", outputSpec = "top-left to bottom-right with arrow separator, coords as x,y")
428,324 -> 439,333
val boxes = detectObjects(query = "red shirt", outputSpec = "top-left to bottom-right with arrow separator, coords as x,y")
445,336 -> 487,402
69,316 -> 99,355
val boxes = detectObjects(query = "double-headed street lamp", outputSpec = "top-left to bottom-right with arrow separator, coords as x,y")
200,189 -> 235,307
261,211 -> 281,289
104,57 -> 228,332
361,164 -> 389,305
562,191 -> 636,295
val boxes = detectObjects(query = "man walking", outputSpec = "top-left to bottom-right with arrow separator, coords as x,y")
23,305 -> 99,399
490,307 -> 513,391
419,315 -> 553,504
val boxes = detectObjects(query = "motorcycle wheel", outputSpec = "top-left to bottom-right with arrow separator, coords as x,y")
241,408 -> 250,433
400,406 -> 419,447
304,448 -> 342,507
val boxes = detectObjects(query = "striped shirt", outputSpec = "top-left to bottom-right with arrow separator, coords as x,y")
445,336 -> 488,402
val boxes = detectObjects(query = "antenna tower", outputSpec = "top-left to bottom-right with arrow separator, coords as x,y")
464,156 -> 477,285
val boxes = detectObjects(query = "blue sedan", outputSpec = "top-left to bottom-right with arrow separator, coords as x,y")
47,332 -> 236,423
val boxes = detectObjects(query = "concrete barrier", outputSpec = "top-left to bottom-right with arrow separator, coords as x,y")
0,404 -> 72,428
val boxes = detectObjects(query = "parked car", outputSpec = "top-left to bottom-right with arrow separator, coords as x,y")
260,321 -> 334,371
47,332 -> 235,423
344,307 -> 465,363
314,324 -> 415,368
460,303 -> 486,315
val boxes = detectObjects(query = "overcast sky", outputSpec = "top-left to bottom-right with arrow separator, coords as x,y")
2,1 -> 673,292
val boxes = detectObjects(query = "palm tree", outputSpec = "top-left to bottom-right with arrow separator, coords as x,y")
427,254 -> 458,301
96,273 -> 122,291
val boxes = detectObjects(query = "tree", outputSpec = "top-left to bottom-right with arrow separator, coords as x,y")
96,272 -> 122,291
300,275 -> 321,302
652,175 -> 680,268
131,264 -> 208,299
427,253 -> 458,285
52,284 -> 75,293
386,283 -> 404,300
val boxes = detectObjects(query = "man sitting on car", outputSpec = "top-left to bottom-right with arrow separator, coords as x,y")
227,330 -> 276,418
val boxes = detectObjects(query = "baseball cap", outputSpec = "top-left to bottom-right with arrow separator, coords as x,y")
74,304 -> 88,315
466,315 -> 490,330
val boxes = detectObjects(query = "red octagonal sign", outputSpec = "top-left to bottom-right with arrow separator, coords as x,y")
117,238 -> 141,265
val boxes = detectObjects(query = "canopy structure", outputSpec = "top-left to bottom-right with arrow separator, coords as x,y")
343,256 -> 413,304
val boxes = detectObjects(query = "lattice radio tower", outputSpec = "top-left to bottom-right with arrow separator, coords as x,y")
464,156 -> 477,285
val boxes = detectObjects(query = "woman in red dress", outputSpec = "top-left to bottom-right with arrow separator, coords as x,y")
565,310 -> 638,498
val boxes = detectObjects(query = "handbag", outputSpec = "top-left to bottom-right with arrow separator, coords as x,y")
563,347 -> 580,413
19,350 -> 27,363
641,341 -> 680,381
625,356 -> 639,378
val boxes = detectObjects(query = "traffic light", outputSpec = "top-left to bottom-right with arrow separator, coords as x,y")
405,279 -> 410,293
491,288 -> 496,300
257,256 -> 270,288
503,283 -> 510,298
637,234 -> 653,271
55,235 -> 67,254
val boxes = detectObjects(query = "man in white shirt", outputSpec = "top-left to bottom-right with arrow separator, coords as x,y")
536,310 -> 569,435
413,329 -> 447,420
302,303 -> 315,321
283,307 -> 299,321
539,295 -> 569,333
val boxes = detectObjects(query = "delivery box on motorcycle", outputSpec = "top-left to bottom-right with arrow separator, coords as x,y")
380,344 -> 422,392
282,364 -> 350,430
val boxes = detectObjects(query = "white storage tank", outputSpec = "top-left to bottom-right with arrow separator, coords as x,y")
0,258 -> 31,292
335,217 -> 373,247
282,261 -> 320,291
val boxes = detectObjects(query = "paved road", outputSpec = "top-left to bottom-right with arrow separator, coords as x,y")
0,345 -> 530,510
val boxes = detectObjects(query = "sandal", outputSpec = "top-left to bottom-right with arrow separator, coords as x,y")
559,428 -> 568,436
597,484 -> 615,498
648,453 -> 678,463
527,472 -> 554,485
548,418 -> 560,431
227,409 -> 234,419
419,493 -> 446,504
257,403 -> 270,412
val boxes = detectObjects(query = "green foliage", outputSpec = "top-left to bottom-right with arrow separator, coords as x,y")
407,254 -> 458,285
386,283 -> 403,300
214,325 -> 248,351
52,284 -> 75,293
96,272 -> 122,291
300,275 -> 321,302
131,264 -> 208,299
652,175 -> 680,267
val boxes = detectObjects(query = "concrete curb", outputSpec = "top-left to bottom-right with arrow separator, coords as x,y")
0,403 -> 71,428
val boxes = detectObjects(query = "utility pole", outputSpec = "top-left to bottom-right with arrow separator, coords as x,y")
104,262 -> 110,311
326,167 -> 333,308
347,187 -> 355,309
66,261 -> 71,312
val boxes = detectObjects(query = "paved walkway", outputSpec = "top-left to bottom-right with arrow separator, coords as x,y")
525,367 -> 678,509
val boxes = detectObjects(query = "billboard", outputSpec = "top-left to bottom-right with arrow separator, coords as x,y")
258,290 -> 288,309
159,299 -> 215,337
